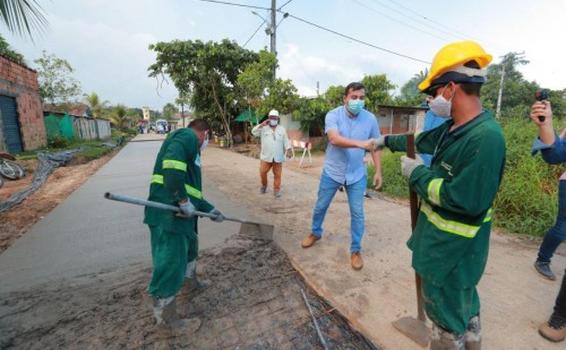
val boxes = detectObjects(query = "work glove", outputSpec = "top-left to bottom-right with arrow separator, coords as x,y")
179,200 -> 196,218
400,155 -> 424,178
209,208 -> 225,223
365,136 -> 386,152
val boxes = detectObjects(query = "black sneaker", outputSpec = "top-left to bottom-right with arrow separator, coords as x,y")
534,261 -> 556,281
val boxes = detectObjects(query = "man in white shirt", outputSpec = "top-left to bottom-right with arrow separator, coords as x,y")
251,109 -> 291,198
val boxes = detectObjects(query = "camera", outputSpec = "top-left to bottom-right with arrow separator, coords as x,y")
535,89 -> 550,122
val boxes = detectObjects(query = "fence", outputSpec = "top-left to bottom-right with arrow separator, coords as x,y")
44,114 -> 111,141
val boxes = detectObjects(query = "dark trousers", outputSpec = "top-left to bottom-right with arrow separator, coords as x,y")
554,270 -> 566,320
537,180 -> 566,263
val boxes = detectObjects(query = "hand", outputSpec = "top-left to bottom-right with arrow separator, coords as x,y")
560,128 -> 566,139
261,119 -> 270,127
372,172 -> 383,190
285,148 -> 293,159
209,208 -> 225,223
400,155 -> 424,178
179,200 -> 196,218
530,101 -> 553,127
361,136 -> 386,152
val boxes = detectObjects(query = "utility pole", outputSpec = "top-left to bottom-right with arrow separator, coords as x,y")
316,81 -> 320,96
495,58 -> 506,119
270,0 -> 277,79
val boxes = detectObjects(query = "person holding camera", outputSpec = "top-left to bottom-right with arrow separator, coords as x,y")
530,99 -> 566,342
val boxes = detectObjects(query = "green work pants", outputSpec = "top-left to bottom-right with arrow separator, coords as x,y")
422,279 -> 480,335
148,225 -> 199,298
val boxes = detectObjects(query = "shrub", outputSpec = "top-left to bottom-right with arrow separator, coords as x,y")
368,149 -> 408,198
48,136 -> 71,149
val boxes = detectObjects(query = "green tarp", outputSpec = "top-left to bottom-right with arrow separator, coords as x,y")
234,109 -> 261,124
44,114 -> 75,140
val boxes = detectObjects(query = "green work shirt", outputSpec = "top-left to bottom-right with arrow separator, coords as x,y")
387,111 -> 506,288
143,128 -> 214,234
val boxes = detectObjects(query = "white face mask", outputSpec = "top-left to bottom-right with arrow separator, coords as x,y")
269,119 -> 278,127
429,93 -> 452,118
200,137 -> 209,151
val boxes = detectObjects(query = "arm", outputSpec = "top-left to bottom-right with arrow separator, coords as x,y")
325,110 -> 373,150
529,101 -> 566,164
162,139 -> 190,203
251,121 -> 266,137
386,125 -> 446,154
409,131 -> 505,216
371,150 -> 383,189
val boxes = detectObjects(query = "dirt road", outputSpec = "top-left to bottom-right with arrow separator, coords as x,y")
202,146 -> 565,350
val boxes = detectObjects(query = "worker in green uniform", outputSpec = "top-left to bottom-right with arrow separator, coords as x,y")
143,118 -> 225,336
375,41 -> 506,350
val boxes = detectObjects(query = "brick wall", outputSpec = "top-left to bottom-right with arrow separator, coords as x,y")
0,56 -> 46,151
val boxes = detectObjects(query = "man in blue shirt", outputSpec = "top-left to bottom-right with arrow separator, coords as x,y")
301,82 -> 382,270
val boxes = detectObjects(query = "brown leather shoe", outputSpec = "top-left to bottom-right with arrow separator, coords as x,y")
351,252 -> 363,270
539,317 -> 566,342
301,234 -> 320,248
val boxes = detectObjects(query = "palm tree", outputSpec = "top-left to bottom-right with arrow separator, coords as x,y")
0,0 -> 48,40
110,104 -> 130,129
84,92 -> 108,119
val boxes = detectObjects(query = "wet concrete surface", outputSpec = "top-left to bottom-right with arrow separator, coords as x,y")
0,139 -> 250,294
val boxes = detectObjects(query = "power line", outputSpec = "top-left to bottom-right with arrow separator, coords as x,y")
197,0 -> 270,11
279,10 -> 430,64
243,20 -> 266,47
383,0 -> 478,41
352,0 -> 452,43
278,0 -> 294,10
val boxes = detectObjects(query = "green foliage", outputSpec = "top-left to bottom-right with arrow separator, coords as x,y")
292,96 -> 329,135
47,135 -> 71,148
259,78 -> 299,115
361,74 -> 396,112
0,0 -> 47,39
149,39 -> 259,143
110,104 -> 131,129
84,92 -> 108,119
0,34 -> 24,64
162,102 -> 178,121
237,50 -> 276,109
324,85 -> 344,107
398,70 -> 427,106
34,51 -> 82,105
367,150 -> 408,198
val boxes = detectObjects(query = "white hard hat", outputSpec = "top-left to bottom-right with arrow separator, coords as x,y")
268,109 -> 279,117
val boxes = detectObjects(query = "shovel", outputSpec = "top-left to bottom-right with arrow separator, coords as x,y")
104,192 -> 273,241
391,134 -> 431,348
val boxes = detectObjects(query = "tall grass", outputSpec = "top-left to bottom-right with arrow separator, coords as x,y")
368,116 -> 566,237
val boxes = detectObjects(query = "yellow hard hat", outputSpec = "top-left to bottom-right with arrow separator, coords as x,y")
418,41 -> 492,92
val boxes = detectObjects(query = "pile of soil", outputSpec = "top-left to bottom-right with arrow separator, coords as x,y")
0,233 -> 380,350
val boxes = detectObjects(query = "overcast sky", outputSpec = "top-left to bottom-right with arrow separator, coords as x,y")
5,0 -> 566,110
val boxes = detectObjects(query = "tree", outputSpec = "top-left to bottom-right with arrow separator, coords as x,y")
0,0 -> 47,40
292,96 -> 330,136
0,34 -> 24,64
149,39 -> 259,145
259,79 -> 299,116
175,92 -> 190,127
398,70 -> 427,106
361,74 -> 396,112
110,104 -> 130,129
324,85 -> 345,108
237,50 -> 276,111
162,102 -> 178,121
84,92 -> 108,119
35,51 -> 82,105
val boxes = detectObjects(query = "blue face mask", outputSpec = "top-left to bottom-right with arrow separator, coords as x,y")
347,99 -> 365,115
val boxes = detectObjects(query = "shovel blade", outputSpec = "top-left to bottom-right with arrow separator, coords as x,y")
238,222 -> 274,241
392,316 -> 430,348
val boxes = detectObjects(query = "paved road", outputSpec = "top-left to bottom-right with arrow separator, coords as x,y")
0,136 -> 249,293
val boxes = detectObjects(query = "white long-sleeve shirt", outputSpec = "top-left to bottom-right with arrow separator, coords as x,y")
251,124 -> 290,163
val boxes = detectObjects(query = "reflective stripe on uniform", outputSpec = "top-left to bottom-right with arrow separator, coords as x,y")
483,208 -> 492,223
427,178 -> 444,206
151,174 -> 203,199
420,203 -> 481,239
162,159 -> 187,172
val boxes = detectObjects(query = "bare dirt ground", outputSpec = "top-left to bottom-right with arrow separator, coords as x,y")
0,233 -> 379,350
0,149 -> 119,254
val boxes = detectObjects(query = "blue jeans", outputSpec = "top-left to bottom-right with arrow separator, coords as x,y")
311,170 -> 366,253
537,180 -> 566,263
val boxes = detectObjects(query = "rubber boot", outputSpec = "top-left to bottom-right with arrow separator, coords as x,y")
152,296 -> 201,338
464,315 -> 481,350
184,261 -> 210,294
430,323 -> 465,350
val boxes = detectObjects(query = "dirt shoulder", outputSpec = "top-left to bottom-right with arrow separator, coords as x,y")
0,148 -> 120,254
202,146 -> 564,350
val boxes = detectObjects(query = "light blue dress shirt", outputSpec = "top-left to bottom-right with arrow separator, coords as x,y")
323,106 -> 380,185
